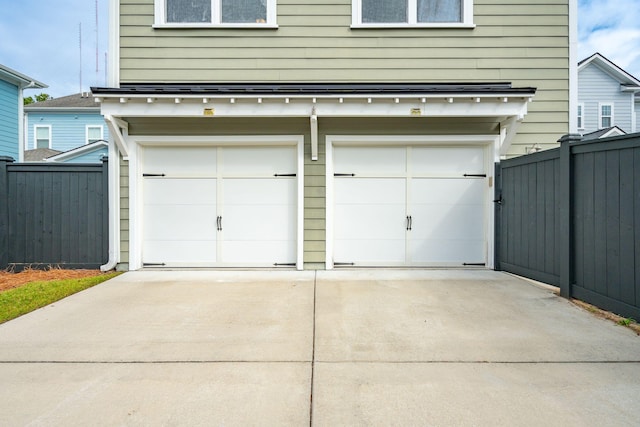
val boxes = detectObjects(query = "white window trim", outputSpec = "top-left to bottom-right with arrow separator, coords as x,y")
577,102 -> 584,130
34,125 -> 52,149
154,0 -> 278,28
86,125 -> 104,145
599,102 -> 614,129
351,0 -> 474,28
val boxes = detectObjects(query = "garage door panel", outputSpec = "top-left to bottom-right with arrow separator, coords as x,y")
335,204 -> 405,240
335,178 -> 405,205
222,146 -> 295,176
411,178 -> 485,206
222,205 -> 295,241
144,147 -> 217,176
144,205 -> 217,241
224,179 -> 295,205
334,146 -> 406,175
222,241 -> 295,264
411,147 -> 484,175
143,240 -> 217,265
334,239 -> 406,264
410,205 -> 484,240
144,178 -> 216,205
409,239 -> 485,264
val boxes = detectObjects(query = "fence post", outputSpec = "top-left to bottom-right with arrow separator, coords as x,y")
0,156 -> 15,270
558,134 -> 581,298
494,162 -> 502,271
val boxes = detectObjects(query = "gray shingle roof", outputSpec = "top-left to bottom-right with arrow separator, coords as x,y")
24,92 -> 98,109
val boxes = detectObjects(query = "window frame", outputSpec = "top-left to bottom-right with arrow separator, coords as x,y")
154,0 -> 278,28
34,125 -> 52,149
86,125 -> 104,145
351,0 -> 474,28
577,103 -> 584,130
599,103 -> 614,129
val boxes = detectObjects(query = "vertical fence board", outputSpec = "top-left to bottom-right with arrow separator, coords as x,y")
619,149 -> 635,305
592,152 -> 608,296
605,151 -> 621,301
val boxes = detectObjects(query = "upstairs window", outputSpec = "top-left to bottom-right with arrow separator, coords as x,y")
35,126 -> 51,149
87,126 -> 104,144
353,0 -> 474,27
599,103 -> 613,129
155,0 -> 276,27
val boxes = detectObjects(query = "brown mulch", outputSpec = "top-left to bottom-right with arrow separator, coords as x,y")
0,267 -> 107,293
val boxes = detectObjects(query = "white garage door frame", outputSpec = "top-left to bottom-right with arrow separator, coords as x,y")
127,135 -> 305,270
325,134 -> 501,269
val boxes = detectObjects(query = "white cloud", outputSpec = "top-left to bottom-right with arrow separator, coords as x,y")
578,0 -> 640,78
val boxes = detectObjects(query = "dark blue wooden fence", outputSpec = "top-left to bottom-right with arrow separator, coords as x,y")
496,133 -> 640,320
0,157 -> 108,271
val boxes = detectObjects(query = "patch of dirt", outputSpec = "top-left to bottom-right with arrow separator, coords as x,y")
0,268 -> 107,292
571,299 -> 640,336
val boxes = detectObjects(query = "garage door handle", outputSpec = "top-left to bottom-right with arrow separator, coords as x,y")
463,174 -> 487,178
217,216 -> 222,231
406,216 -> 412,231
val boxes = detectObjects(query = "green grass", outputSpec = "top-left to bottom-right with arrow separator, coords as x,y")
0,272 -> 121,324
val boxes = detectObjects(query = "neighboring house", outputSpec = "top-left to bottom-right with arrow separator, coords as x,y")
0,64 -> 47,161
577,53 -> 640,135
94,0 -> 572,272
23,92 -> 109,163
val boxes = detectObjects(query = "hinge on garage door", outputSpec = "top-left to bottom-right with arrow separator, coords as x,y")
463,174 -> 487,178
143,263 -> 166,267
463,263 -> 486,267
143,173 -> 166,177
334,262 -> 355,266
334,173 -> 355,177
274,173 -> 296,177
274,263 -> 296,267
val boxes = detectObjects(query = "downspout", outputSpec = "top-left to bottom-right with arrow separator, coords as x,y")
100,137 -> 120,272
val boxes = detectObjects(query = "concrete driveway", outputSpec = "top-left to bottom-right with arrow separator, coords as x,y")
1,270 -> 639,426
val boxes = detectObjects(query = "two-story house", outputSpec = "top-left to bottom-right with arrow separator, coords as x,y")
0,64 -> 47,162
23,93 -> 110,163
577,53 -> 640,136
94,0 -> 573,272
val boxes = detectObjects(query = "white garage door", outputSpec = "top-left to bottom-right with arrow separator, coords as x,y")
333,145 -> 487,267
142,146 -> 297,267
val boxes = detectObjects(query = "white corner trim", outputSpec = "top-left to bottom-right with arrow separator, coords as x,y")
108,0 -> 120,87
569,0 -> 578,134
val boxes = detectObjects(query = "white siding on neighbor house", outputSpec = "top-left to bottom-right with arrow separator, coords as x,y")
0,79 -> 19,159
119,0 -> 570,155
26,112 -> 110,152
636,97 -> 640,132
578,63 -> 634,134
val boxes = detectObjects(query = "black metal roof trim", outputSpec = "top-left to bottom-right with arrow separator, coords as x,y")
92,83 -> 536,96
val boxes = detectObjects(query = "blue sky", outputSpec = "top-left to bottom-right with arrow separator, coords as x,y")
0,0 -> 639,98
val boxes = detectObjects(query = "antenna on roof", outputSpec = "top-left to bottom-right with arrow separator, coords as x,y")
79,22 -> 83,93
96,0 -> 99,86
